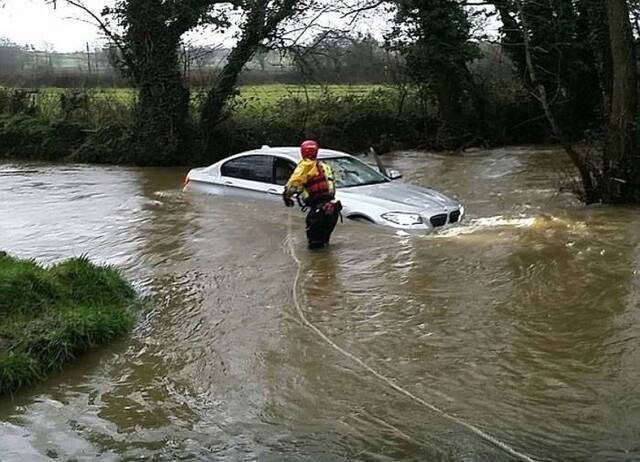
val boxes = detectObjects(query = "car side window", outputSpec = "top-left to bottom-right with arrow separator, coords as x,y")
274,157 -> 296,186
221,155 -> 274,183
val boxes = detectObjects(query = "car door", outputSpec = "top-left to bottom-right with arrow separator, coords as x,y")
258,156 -> 297,203
219,154 -> 281,201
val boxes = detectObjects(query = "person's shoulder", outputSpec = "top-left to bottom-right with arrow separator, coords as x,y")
299,159 -> 317,169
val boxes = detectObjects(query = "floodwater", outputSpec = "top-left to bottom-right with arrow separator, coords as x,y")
1,147 -> 640,461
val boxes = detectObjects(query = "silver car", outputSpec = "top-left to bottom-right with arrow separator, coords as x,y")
184,146 -> 464,232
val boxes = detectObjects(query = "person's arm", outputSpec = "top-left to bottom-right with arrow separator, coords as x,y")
284,161 -> 312,198
286,162 -> 310,190
282,161 -> 307,206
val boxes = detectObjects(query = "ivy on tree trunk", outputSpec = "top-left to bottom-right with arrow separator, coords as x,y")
200,0 -> 303,158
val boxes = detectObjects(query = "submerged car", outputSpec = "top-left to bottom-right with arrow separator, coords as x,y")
184,146 -> 464,232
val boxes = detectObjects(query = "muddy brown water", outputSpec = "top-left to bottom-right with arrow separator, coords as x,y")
1,147 -> 639,461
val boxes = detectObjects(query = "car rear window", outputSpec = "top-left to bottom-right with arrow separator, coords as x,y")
221,155 -> 274,183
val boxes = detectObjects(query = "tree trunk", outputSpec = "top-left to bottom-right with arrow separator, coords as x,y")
460,63 -> 490,139
580,0 -> 613,121
603,0 -> 638,203
123,0 -> 192,166
200,9 -> 266,156
200,0 -> 299,158
200,0 -> 308,158
434,71 -> 463,128
134,60 -> 190,166
491,0 -> 526,74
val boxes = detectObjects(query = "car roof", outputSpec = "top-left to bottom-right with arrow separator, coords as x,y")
234,146 -> 353,162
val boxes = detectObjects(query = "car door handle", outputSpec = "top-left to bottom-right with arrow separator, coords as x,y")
224,181 -> 234,186
267,188 -> 280,195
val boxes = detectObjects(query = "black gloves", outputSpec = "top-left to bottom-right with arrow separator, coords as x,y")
283,193 -> 295,208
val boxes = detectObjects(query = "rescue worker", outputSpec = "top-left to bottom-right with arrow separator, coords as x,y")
283,140 -> 341,249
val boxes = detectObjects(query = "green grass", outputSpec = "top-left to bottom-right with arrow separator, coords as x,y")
24,84 -> 383,99
2,84 -> 386,115
239,84 -> 386,99
0,253 -> 138,395
233,84 -> 392,111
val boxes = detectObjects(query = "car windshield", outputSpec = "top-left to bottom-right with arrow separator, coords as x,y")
323,157 -> 389,188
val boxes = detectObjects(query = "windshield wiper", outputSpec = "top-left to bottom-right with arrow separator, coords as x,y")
341,179 -> 388,188
360,179 -> 389,186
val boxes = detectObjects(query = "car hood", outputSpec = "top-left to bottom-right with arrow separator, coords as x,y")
337,182 -> 459,212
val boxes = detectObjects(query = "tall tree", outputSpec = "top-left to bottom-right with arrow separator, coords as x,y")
386,0 -> 482,147
57,0 -> 230,165
515,0 -> 599,202
490,0 -> 525,71
507,0 -> 640,203
106,0 -> 230,165
493,0 -> 602,134
56,0 -> 307,163
200,0 -> 306,157
491,0 -> 640,203
579,0 -> 612,118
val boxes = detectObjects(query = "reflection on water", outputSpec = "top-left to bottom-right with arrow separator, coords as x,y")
1,147 -> 640,461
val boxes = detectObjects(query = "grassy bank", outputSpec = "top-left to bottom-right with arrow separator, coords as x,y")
0,253 -> 138,395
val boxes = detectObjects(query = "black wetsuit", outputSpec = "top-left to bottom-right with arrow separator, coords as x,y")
306,201 -> 340,249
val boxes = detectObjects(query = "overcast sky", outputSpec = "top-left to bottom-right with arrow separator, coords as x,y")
0,0 -> 113,51
0,0 -> 495,52
0,0 -> 387,52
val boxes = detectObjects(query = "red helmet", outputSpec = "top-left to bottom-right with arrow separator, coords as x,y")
301,140 -> 319,159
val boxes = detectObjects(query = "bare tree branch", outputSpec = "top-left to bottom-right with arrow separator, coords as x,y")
49,0 -> 135,71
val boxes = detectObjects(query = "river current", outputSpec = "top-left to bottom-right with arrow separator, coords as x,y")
1,147 -> 639,461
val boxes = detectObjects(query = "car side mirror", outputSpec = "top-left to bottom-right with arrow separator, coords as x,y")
386,169 -> 403,180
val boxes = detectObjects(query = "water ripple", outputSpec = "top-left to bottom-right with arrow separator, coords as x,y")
1,151 -> 640,460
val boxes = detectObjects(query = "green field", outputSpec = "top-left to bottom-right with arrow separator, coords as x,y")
7,84 -> 387,105
238,84 -> 386,100
1,84 -> 394,127
0,84 -> 391,123
4,84 -> 384,98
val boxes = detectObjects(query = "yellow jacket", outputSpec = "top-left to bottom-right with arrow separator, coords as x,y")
285,159 -> 335,202
286,159 -> 321,190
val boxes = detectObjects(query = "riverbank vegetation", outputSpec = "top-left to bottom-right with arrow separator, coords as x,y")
1,0 -> 640,203
0,79 -> 541,164
0,253 -> 138,394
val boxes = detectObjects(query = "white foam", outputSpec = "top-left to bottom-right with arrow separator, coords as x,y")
434,216 -> 537,238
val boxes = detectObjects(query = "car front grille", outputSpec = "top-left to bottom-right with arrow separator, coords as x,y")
449,210 -> 461,223
430,214 -> 448,227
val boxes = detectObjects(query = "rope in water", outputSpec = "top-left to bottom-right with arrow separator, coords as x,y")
284,212 -> 538,462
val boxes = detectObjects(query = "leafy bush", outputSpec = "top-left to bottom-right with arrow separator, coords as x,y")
71,125 -> 133,164
0,113 -> 53,147
206,87 -> 438,161
0,114 -> 86,160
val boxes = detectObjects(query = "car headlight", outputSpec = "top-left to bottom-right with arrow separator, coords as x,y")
381,212 -> 423,226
